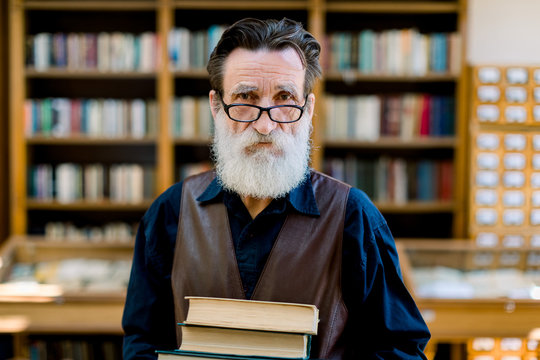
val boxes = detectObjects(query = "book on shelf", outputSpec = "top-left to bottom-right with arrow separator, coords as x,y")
326,28 -> 460,75
28,31 -> 159,72
184,296 -> 319,335
176,324 -> 310,359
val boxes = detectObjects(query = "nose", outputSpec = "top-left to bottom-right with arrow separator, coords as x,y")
251,109 -> 277,135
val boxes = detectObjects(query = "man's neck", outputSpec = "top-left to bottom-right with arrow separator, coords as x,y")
241,196 -> 273,219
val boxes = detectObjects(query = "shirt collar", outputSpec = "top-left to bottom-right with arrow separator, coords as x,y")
196,172 -> 320,217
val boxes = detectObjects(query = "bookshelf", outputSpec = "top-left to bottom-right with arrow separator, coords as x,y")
8,0 -> 468,239
6,0 -> 469,358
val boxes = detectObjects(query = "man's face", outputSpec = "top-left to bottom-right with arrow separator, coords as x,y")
214,47 -> 314,137
209,47 -> 315,199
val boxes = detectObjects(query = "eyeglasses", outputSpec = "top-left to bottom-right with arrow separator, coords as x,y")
219,93 -> 308,123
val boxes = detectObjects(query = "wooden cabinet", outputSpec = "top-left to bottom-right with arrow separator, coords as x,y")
0,235 -> 131,358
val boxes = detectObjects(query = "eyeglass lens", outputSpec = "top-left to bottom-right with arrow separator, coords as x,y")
229,105 -> 302,122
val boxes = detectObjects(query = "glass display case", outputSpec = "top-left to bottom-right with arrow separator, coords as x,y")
397,240 -> 540,342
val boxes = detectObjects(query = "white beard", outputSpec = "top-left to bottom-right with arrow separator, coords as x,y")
211,109 -> 312,199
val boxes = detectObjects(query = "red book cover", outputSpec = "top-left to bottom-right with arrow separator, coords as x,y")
439,160 -> 453,200
419,94 -> 432,136
71,99 -> 81,135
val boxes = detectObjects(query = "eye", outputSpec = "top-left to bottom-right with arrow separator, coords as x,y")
279,93 -> 292,101
235,93 -> 253,102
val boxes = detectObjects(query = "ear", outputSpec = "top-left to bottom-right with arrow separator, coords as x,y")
209,90 -> 219,119
306,93 -> 316,119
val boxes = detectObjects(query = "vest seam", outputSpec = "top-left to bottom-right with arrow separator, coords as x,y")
320,184 -> 350,358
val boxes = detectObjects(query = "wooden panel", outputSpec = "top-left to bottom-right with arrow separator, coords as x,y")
0,0 -> 8,243
9,0 -> 27,235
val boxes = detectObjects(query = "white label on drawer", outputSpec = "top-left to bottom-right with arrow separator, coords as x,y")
479,67 -> 500,83
534,135 -> 540,150
476,171 -> 499,187
534,105 -> 540,122
503,190 -> 525,206
505,106 -> 527,123
477,133 -> 500,150
503,171 -> 525,188
476,232 -> 498,247
532,191 -> 540,206
531,209 -> 540,225
500,337 -> 523,351
532,173 -> 540,188
504,134 -> 527,150
507,67 -> 528,84
477,105 -> 500,122
476,209 -> 498,225
502,234 -> 524,248
503,209 -> 524,225
505,86 -> 527,103
472,337 -> 496,351
478,86 -> 501,102
504,153 -> 526,169
477,153 -> 499,169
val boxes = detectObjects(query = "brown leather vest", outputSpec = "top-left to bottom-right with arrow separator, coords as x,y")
171,170 -> 351,359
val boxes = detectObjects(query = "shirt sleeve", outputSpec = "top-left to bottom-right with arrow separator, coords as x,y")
122,182 -> 183,360
342,188 -> 431,359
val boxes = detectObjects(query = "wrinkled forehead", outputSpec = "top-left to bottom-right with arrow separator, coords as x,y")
222,47 -> 306,96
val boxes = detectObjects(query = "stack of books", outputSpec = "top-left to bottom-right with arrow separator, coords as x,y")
157,297 -> 319,360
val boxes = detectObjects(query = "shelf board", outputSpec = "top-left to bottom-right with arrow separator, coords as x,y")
26,200 -> 152,211
324,136 -> 456,149
23,1 -> 158,11
11,235 -> 134,249
172,0 -> 308,10
26,136 -> 157,145
324,70 -> 459,83
375,200 -> 454,213
325,1 -> 459,14
174,137 -> 211,146
172,69 -> 209,79
25,68 -> 157,79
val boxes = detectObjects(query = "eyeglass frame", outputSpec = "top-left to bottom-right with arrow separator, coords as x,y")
217,91 -> 309,123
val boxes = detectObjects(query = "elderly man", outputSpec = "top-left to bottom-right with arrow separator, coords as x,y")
122,17 -> 430,359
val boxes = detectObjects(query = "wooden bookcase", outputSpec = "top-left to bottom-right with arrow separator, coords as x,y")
6,0 -> 469,358
8,0 -> 469,239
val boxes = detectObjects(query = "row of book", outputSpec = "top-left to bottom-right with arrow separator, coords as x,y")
324,156 -> 453,203
7,258 -> 132,293
168,26 -> 226,70
29,337 -> 122,360
44,221 -> 136,243
27,32 -> 160,72
325,94 -> 455,140
324,29 -> 461,75
171,97 -> 214,138
28,163 -> 155,204
25,98 -> 159,138
158,297 -> 318,359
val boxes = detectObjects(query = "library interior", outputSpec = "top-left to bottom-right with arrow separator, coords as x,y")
1,0 -> 540,359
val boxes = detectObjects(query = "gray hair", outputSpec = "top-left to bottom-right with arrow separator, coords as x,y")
207,18 -> 322,97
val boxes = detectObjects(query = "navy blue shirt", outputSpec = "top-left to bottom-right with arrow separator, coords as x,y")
122,174 -> 430,359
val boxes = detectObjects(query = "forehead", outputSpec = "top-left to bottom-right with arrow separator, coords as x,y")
222,47 -> 305,94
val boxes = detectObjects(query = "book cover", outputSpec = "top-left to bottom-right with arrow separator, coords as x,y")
178,324 -> 310,359
157,349 -> 310,360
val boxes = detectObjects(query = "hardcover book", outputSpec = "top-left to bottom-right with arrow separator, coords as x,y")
184,297 -> 319,335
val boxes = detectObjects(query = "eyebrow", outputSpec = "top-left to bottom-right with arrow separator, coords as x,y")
276,84 -> 300,99
229,84 -> 258,96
